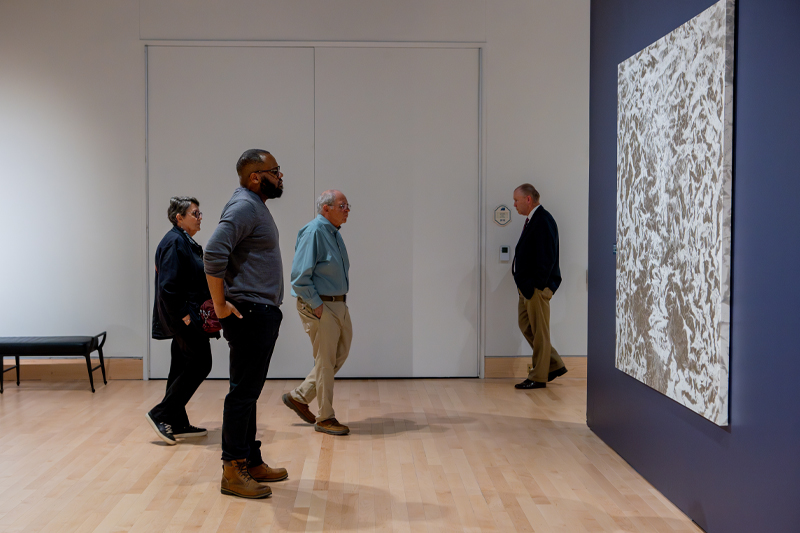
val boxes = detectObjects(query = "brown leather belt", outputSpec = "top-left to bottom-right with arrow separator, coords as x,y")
320,295 -> 346,302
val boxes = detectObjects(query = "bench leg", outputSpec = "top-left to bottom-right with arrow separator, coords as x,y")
98,347 -> 107,385
85,353 -> 95,393
0,356 -> 17,393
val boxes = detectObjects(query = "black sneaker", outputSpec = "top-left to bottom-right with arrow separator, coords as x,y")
146,412 -> 177,445
173,424 -> 208,438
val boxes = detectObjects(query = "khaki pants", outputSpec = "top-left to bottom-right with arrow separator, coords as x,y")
518,288 -> 564,383
291,298 -> 352,422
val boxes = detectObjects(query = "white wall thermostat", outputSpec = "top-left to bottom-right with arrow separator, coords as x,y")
494,205 -> 512,226
500,245 -> 510,262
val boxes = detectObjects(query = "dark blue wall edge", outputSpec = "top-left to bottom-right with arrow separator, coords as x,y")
587,1 -> 800,531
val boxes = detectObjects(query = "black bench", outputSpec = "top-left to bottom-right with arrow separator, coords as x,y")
0,332 -> 107,393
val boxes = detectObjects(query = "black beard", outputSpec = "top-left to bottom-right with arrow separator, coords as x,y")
260,178 -> 283,199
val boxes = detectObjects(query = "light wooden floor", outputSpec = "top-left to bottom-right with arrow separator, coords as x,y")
0,374 -> 701,532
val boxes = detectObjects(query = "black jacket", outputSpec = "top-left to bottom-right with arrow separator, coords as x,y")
513,205 -> 561,300
152,226 -> 213,339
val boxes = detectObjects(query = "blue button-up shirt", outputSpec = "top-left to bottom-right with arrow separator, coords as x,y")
290,214 -> 350,309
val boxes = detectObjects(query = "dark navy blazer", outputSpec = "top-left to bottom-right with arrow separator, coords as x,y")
513,205 -> 561,300
152,226 -> 212,339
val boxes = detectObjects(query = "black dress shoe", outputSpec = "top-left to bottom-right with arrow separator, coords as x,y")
548,367 -> 568,382
515,379 -> 546,389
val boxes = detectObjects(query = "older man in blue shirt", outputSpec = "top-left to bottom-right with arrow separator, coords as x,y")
283,190 -> 353,435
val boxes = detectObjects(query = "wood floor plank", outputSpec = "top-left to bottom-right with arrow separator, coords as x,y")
0,377 -> 702,532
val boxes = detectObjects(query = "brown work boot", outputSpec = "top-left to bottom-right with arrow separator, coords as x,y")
282,392 -> 316,424
249,461 -> 288,482
221,459 -> 272,499
315,418 -> 350,435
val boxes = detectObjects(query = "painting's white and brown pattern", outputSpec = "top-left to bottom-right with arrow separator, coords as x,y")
615,0 -> 735,426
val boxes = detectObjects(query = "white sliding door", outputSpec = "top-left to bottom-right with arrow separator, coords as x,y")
147,46 -> 315,378
147,45 -> 480,379
315,48 -> 480,377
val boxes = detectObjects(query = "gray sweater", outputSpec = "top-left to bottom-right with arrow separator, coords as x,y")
204,187 -> 284,307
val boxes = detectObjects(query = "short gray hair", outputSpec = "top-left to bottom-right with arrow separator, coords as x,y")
515,183 -> 540,202
167,196 -> 199,225
315,191 -> 337,214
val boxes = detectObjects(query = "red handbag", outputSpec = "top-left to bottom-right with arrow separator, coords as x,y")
199,299 -> 221,333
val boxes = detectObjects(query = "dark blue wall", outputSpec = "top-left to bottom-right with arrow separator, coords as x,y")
588,1 -> 800,531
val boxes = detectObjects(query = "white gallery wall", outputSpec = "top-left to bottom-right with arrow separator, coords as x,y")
0,0 -> 589,370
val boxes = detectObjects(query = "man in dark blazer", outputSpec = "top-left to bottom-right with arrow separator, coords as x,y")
512,183 -> 567,389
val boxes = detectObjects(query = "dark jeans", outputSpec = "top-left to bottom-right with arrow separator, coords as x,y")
219,301 -> 282,463
150,321 -> 212,428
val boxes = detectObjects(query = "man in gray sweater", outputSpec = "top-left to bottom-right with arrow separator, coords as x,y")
204,149 -> 287,499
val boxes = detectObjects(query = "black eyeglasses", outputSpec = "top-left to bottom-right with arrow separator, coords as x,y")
255,166 -> 281,177
188,210 -> 202,219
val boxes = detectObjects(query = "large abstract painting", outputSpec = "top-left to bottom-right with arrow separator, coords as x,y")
616,0 -> 735,425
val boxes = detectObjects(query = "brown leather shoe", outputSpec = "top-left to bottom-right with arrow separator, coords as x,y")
221,459 -> 272,499
282,393 -> 316,424
249,462 -> 288,482
315,418 -> 350,435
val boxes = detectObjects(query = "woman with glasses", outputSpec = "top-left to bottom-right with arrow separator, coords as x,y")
146,196 -> 216,445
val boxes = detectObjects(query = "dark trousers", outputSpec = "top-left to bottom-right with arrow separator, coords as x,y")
150,322 -> 212,427
219,302 -> 282,463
